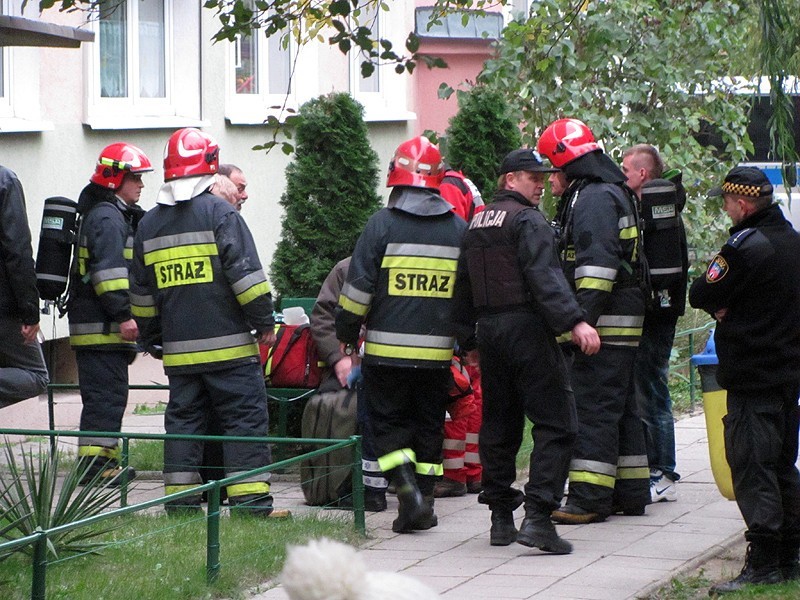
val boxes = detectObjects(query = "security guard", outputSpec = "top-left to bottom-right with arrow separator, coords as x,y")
69,143 -> 151,484
452,148 -> 600,552
538,119 -> 650,522
336,136 -> 466,533
131,128 -> 282,517
690,166 -> 800,594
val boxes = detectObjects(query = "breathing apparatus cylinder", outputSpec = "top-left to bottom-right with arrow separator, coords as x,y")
35,196 -> 79,302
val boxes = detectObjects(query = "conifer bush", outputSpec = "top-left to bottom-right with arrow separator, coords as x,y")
270,93 -> 382,298
445,85 -> 522,200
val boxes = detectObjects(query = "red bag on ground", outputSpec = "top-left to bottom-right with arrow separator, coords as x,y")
262,324 -> 322,388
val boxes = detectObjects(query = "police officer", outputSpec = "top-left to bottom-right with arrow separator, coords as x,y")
690,166 -> 800,594
538,119 -> 650,523
452,148 -> 600,551
131,128 -> 283,517
336,136 -> 466,533
68,143 -> 151,484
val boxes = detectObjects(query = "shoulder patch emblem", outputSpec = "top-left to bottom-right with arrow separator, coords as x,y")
706,255 -> 728,283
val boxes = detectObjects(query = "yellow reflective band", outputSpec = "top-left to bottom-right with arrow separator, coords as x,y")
617,467 -> 651,480
388,269 -> 454,298
79,247 -> 89,258
131,305 -> 158,318
565,248 -> 575,262
556,332 -> 572,344
163,342 -> 259,367
415,462 -> 443,476
381,255 -> 458,272
78,446 -> 119,459
70,333 -> 136,347
619,226 -> 639,240
339,294 -> 369,317
236,281 -> 270,306
144,243 -> 218,266
569,470 -> 616,489
576,277 -> 614,292
596,326 -> 643,338
123,248 -> 133,260
377,448 -> 417,472
165,484 -> 202,495
154,256 -> 213,289
365,342 -> 453,362
94,278 -> 129,295
227,481 -> 270,497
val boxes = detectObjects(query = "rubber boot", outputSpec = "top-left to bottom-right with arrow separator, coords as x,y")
709,542 -> 783,595
780,539 -> 800,581
228,493 -> 292,519
517,509 -> 573,554
391,464 -> 430,533
490,509 -> 517,546
407,496 -> 438,530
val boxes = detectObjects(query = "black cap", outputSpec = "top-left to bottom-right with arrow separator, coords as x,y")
499,149 -> 558,175
709,166 -> 773,198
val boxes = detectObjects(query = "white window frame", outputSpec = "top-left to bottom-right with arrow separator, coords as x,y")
84,0 -> 207,130
0,2 -> 53,132
348,1 -> 415,123
225,19 -> 311,125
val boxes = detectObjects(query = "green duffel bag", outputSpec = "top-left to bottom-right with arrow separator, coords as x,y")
300,387 -> 358,506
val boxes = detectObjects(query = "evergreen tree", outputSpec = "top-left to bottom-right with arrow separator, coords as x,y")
445,85 -> 522,199
270,93 -> 381,298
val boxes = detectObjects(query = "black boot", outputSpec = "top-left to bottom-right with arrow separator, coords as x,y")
780,539 -> 800,581
228,493 -> 292,519
490,509 -> 517,546
709,542 -> 783,595
406,496 -> 438,530
517,509 -> 573,554
77,456 -> 136,487
391,464 -> 431,533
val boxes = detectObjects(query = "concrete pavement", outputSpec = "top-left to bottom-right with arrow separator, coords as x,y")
250,413 -> 744,600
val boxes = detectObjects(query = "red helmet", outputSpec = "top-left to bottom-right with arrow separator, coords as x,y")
537,118 -> 600,168
163,128 -> 219,181
90,143 -> 153,190
387,136 -> 444,189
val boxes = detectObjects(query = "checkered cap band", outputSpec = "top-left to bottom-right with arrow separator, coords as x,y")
721,181 -> 772,198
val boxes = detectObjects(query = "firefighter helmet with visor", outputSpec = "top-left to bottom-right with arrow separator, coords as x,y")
90,143 -> 153,190
387,136 -> 444,189
163,128 -> 219,181
537,118 -> 600,169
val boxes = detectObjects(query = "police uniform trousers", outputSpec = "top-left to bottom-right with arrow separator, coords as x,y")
163,361 -> 271,495
477,312 -> 577,514
76,348 -> 134,456
568,345 -> 650,515
726,381 -> 800,545
361,363 -> 449,495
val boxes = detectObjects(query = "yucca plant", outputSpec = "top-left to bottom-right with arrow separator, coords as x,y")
0,438 -> 124,560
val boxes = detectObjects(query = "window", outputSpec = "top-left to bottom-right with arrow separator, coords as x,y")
414,7 -> 503,39
349,2 -> 414,122
226,1 -> 299,125
85,1 -> 205,129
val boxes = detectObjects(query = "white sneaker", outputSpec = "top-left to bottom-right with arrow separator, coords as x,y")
650,474 -> 677,503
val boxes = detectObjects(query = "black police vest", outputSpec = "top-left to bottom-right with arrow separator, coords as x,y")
464,196 -> 529,310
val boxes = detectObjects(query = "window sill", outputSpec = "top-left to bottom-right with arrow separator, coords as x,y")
225,108 -> 299,126
83,115 -> 211,130
0,117 -> 55,133
361,107 -> 417,123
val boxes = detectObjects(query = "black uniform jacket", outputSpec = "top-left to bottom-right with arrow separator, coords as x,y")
452,189 -> 585,350
689,203 -> 800,392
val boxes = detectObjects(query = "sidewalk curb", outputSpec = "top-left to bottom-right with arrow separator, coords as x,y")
634,529 -> 744,599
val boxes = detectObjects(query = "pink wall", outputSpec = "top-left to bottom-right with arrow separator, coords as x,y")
413,38 -> 495,137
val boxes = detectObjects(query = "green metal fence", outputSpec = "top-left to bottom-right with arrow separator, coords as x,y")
670,320 -> 715,411
0,428 -> 365,600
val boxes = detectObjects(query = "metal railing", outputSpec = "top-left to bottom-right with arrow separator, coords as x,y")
669,320 -> 715,410
0,428 -> 365,600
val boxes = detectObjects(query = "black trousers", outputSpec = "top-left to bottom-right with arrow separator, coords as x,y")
76,348 -> 133,450
164,362 -> 271,482
568,344 -> 650,514
726,381 -> 800,544
361,363 -> 449,494
477,312 -> 577,513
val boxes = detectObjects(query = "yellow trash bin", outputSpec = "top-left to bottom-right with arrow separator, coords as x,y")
691,330 -> 735,500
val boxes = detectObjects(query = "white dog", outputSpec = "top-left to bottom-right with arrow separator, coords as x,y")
280,538 -> 441,600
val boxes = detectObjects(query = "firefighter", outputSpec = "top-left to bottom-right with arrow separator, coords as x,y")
68,143 -> 151,484
537,119 -> 650,523
130,128 -> 284,517
335,136 -> 467,533
452,148 -> 600,551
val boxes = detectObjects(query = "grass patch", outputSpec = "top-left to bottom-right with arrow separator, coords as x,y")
127,440 -> 164,472
132,402 -> 168,415
0,512 -> 360,600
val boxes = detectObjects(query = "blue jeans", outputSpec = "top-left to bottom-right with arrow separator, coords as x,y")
634,313 -> 680,481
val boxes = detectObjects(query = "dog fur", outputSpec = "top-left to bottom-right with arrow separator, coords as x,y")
280,538 -> 440,600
